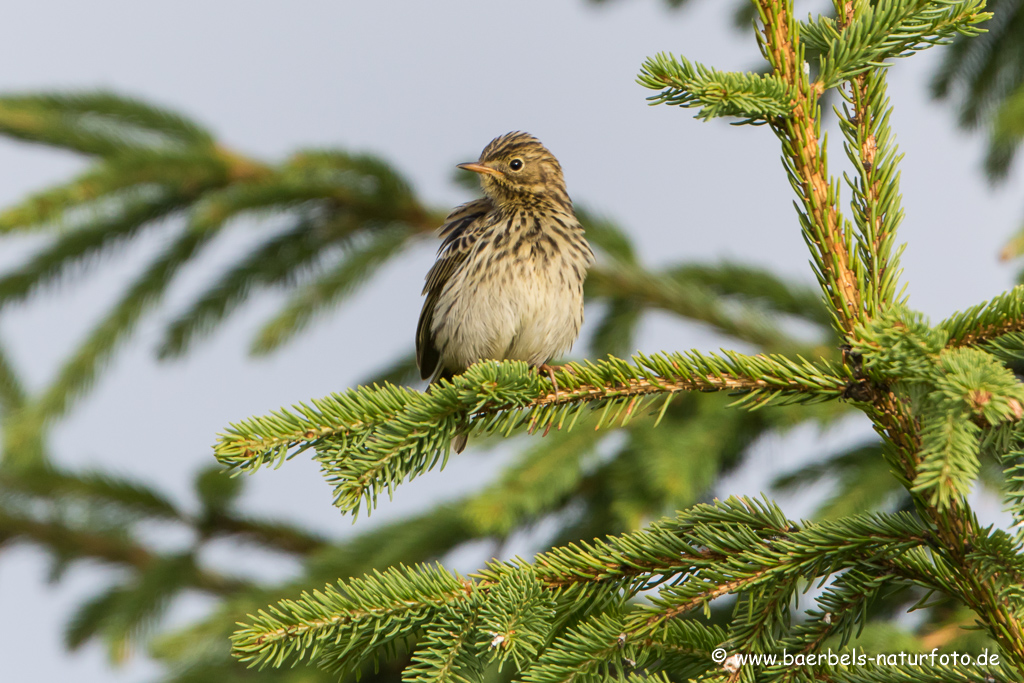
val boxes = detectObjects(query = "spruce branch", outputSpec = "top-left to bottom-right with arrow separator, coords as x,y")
872,416 -> 1024,673
667,261 -> 834,328
967,527 -> 1024,587
477,568 -> 556,671
325,349 -> 841,517
587,262 -> 812,354
769,570 -> 903,682
232,499 -> 761,674
636,24 -> 1024,673
214,353 -> 846,516
284,150 -> 429,222
405,604 -> 485,683
0,148 -> 236,232
805,0 -> 992,90
250,226 -> 411,355
156,217 -> 329,359
199,3 -> 1024,680
0,338 -> 26,413
939,284 -> 1024,347
851,308 -> 1024,508
637,53 -> 796,122
621,509 -> 932,644
186,149 -> 429,234
0,92 -> 443,386
755,0 -> 863,334
0,192 -> 190,310
837,57 -> 907,317
640,620 -> 726,681
231,563 -> 472,674
936,518 -> 1024,673
0,508 -> 246,595
851,365 -> 1024,675
518,496 -> 928,598
0,91 -> 214,156
521,612 -> 652,683
4,229 -> 215,466
231,498 -> 936,678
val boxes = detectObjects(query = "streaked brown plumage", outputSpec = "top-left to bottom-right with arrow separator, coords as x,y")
416,132 -> 594,451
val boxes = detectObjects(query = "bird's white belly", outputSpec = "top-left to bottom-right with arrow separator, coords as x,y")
436,255 -> 583,370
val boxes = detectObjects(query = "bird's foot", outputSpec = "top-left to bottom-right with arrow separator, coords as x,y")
537,363 -> 575,397
535,364 -> 577,437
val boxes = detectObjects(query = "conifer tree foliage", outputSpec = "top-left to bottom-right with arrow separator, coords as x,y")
0,2 -> 1018,683
0,16 -> 849,683
211,1 -> 1024,681
0,92 -> 443,472
0,92 -> 843,678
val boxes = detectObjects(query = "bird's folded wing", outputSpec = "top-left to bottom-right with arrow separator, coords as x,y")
416,198 -> 493,381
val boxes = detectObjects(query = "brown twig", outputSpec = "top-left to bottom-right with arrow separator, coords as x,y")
756,0 -> 861,333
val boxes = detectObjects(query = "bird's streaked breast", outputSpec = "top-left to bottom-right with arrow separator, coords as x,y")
431,205 -> 592,369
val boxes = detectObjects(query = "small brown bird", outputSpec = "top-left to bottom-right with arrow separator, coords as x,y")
416,132 -> 594,451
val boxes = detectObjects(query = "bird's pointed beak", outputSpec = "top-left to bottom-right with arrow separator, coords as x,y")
457,162 -> 502,177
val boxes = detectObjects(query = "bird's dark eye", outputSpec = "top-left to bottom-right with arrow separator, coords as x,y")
509,159 -> 524,171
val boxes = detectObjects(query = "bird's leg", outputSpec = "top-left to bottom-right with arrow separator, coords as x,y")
538,363 -> 559,395
538,363 -> 576,397
537,363 -> 578,437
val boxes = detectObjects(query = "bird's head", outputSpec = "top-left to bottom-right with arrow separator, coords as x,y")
458,132 -> 569,209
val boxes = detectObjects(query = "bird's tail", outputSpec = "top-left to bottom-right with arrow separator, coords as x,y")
451,433 -> 468,454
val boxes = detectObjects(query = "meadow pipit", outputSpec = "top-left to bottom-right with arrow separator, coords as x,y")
416,132 -> 595,451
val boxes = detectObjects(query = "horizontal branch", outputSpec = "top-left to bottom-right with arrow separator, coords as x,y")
214,352 -> 847,516
232,563 -> 472,673
0,509 -> 246,595
587,262 -> 817,354
200,512 -> 328,555
638,53 -> 795,122
232,498 -> 936,675
940,285 -> 1024,347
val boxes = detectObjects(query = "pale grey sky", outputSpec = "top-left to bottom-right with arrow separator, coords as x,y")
0,2 -> 1020,682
